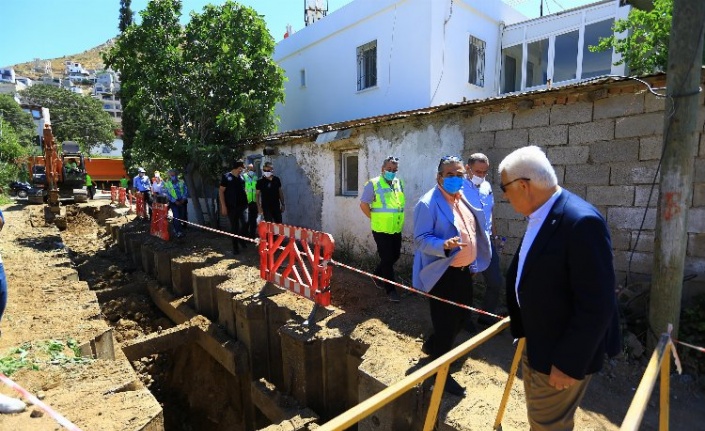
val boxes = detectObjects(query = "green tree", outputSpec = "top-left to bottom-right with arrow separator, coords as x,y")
19,84 -> 117,153
105,0 -> 285,225
0,119 -> 32,189
118,0 -> 134,32
0,94 -> 36,147
590,0 -> 679,75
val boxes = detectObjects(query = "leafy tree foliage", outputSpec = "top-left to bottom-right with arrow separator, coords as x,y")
105,0 -> 285,224
19,84 -> 117,153
119,0 -> 134,32
590,0 -> 685,76
0,117 -> 33,188
0,94 -> 36,147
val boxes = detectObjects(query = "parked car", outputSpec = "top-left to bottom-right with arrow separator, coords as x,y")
9,180 -> 33,198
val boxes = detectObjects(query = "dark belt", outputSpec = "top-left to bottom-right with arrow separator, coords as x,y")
449,265 -> 474,273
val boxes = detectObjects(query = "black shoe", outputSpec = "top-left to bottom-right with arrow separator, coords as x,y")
387,290 -> 401,303
443,376 -> 466,397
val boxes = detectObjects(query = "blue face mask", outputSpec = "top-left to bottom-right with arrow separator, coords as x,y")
442,176 -> 464,194
383,170 -> 396,182
171,175 -> 178,182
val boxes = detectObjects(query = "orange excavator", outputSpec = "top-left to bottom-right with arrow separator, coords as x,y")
28,122 -> 88,211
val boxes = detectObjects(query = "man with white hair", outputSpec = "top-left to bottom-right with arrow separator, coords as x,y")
499,146 -> 620,430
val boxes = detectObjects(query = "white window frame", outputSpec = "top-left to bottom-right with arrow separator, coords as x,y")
341,151 -> 359,196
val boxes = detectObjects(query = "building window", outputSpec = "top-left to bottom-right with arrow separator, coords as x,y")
527,38 -> 549,87
468,36 -> 486,87
300,69 -> 306,87
553,30 -> 579,83
341,151 -> 359,196
356,40 -> 377,91
582,19 -> 614,79
501,44 -> 523,93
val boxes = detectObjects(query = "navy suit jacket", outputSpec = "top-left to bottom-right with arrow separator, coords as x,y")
506,189 -> 621,380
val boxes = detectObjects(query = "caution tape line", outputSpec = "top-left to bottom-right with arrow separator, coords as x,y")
0,373 -> 83,431
169,217 -> 503,320
330,258 -> 504,321
675,339 -> 705,353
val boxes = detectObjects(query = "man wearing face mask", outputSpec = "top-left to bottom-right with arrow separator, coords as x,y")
164,168 -> 189,238
462,153 -> 503,328
220,160 -> 249,254
256,161 -> 285,223
413,156 -> 491,396
359,156 -> 405,302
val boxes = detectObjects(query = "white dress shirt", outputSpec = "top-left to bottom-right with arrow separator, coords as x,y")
515,188 -> 562,305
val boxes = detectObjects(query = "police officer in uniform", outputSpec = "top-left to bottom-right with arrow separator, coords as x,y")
359,156 -> 405,302
219,160 -> 249,254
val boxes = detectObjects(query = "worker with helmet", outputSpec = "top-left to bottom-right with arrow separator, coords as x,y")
133,167 -> 152,218
163,168 -> 189,238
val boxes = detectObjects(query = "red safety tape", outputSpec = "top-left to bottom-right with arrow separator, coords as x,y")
170,217 -> 504,321
0,373 -> 83,431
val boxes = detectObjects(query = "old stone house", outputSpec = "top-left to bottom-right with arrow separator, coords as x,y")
245,70 -> 705,298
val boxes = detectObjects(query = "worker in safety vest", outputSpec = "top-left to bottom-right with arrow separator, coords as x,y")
244,163 -> 259,238
163,168 -> 189,238
85,173 -> 95,199
359,156 -> 405,302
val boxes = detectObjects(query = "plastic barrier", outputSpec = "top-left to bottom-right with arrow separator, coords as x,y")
150,202 -> 170,241
257,221 -> 334,324
135,192 -> 146,218
110,185 -> 117,204
118,187 -> 127,207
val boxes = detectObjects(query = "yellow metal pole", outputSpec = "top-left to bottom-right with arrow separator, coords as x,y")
621,333 -> 670,431
659,340 -> 671,431
423,364 -> 450,431
493,337 -> 525,430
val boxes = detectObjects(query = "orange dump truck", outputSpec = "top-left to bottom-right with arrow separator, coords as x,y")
83,158 -> 128,189
29,156 -> 127,191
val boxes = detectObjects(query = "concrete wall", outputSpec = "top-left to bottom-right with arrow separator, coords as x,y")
248,72 -> 705,296
274,0 -> 526,132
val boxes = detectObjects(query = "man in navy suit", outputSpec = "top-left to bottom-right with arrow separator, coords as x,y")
498,146 -> 620,430
413,156 -> 492,396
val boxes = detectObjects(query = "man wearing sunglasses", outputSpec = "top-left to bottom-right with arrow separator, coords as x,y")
499,146 -> 620,430
413,156 -> 491,396
360,156 -> 405,302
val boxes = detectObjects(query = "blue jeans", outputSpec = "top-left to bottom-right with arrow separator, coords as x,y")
169,202 -> 187,235
0,263 -> 7,323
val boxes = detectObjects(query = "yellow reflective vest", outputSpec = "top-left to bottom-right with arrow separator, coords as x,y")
368,176 -> 405,234
245,174 -> 257,203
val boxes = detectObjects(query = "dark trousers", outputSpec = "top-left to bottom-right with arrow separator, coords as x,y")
141,190 -> 152,217
371,231 -> 402,294
478,242 -> 503,322
263,207 -> 282,224
227,206 -> 248,251
426,266 -> 474,358
247,202 -> 258,238
87,185 -> 95,199
169,202 -> 187,235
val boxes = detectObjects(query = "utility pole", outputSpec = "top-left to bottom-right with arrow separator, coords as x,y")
649,0 -> 705,346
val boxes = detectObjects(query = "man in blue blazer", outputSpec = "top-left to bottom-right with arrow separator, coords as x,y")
499,146 -> 620,430
413,156 -> 492,396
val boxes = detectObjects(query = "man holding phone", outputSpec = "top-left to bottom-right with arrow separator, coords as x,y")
412,156 -> 491,396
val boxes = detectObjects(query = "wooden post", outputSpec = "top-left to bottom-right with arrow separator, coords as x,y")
649,0 -> 705,346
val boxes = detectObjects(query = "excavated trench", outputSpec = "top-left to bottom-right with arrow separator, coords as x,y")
60,204 -> 384,431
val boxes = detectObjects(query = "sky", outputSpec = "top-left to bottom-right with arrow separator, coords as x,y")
0,0 -> 600,68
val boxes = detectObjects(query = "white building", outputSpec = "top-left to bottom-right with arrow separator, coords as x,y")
274,0 -> 629,132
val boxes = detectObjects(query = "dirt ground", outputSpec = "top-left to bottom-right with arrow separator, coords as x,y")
0,195 -> 703,430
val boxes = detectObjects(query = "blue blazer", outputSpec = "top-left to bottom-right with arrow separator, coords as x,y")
413,186 -> 492,293
506,189 -> 621,379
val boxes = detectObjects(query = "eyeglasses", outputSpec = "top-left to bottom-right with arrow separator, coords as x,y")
500,177 -> 530,193
262,169 -> 273,172
385,156 -> 399,163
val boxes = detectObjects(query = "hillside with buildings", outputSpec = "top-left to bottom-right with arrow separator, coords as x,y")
6,40 -> 113,81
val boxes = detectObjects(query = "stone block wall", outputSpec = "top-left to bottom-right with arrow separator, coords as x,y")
459,76 -> 705,295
